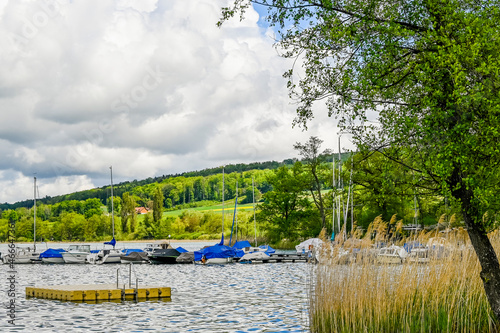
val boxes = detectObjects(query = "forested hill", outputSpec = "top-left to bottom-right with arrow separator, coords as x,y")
0,158 -> 305,210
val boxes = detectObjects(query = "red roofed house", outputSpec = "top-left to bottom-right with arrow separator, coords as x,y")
135,207 -> 149,215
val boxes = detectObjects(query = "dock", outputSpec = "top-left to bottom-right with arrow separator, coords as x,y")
26,284 -> 171,302
237,253 -> 310,264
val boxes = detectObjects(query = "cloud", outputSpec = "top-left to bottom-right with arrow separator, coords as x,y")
0,0 -> 347,203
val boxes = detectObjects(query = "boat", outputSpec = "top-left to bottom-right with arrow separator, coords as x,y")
407,246 -> 429,263
87,167 -> 121,264
376,245 -> 408,264
148,244 -> 181,264
194,168 -> 237,265
176,251 -> 195,264
2,246 -> 40,264
87,238 -> 122,264
232,240 -> 275,263
40,248 -> 66,264
120,249 -> 149,264
61,244 -> 91,264
194,244 -> 236,264
144,241 -> 172,255
3,177 -> 41,265
295,238 -> 323,262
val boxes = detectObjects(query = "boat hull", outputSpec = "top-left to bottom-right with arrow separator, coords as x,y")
376,255 -> 402,264
42,257 -> 65,264
62,252 -> 88,264
195,257 -> 234,265
149,256 -> 178,264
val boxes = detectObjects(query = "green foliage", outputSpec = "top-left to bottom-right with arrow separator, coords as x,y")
120,192 -> 137,233
257,164 -> 318,242
153,186 -> 164,223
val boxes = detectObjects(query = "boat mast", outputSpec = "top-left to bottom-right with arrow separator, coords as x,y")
332,153 -> 335,241
252,177 -> 257,246
221,166 -> 225,244
110,166 -> 115,247
33,176 -> 36,252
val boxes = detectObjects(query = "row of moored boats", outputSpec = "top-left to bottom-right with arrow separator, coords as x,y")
1,240 -> 279,265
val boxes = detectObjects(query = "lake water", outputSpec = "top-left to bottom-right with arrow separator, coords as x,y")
0,242 -> 312,332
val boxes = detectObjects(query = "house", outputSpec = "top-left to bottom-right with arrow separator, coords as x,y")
135,207 -> 149,215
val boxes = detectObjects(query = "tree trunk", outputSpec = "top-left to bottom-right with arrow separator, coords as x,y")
463,211 -> 500,322
453,174 -> 500,322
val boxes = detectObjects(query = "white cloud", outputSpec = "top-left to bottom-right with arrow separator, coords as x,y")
0,0 -> 347,203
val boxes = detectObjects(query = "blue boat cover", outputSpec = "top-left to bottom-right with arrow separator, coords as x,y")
232,240 -> 252,249
176,247 -> 188,253
104,237 -> 116,247
39,248 -> 65,258
194,244 -> 236,261
259,245 -> 276,254
121,248 -> 144,255
90,250 -> 99,254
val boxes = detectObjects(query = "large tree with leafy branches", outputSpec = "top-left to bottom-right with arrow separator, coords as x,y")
220,0 -> 500,320
294,136 -> 332,229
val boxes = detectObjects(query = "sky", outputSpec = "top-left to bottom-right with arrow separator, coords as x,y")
0,0 -> 348,204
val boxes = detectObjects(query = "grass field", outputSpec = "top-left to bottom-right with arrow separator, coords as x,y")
162,201 -> 256,218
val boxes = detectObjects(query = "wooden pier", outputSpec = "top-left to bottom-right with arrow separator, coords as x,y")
26,284 -> 171,302
237,253 -> 310,264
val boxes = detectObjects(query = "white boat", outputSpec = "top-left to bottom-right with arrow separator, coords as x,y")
194,167 -> 237,265
144,241 -> 171,255
3,177 -> 41,265
87,166 -> 121,265
62,245 -> 91,264
2,246 -> 40,264
376,245 -> 407,264
203,257 -> 234,264
407,246 -> 430,263
295,238 -> 323,262
40,248 -> 66,264
239,251 -> 270,263
42,256 -> 65,264
87,246 -> 122,264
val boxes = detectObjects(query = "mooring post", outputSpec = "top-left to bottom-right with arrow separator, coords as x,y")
129,263 -> 132,288
116,268 -> 119,288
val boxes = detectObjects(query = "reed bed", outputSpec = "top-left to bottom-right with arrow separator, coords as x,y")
310,223 -> 500,333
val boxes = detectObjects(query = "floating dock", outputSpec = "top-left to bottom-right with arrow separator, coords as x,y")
236,253 -> 310,264
26,284 -> 171,302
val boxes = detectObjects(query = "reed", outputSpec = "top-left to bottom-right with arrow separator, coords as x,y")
310,221 -> 499,333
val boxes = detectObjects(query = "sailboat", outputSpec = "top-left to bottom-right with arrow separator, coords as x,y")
2,177 -> 41,264
87,166 -> 121,264
236,177 -> 276,263
194,166 -> 236,264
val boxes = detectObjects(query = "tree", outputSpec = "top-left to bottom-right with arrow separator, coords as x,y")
257,163 -> 317,241
294,136 -> 332,229
107,196 -> 121,215
221,0 -> 500,319
120,192 -> 137,233
153,186 -> 164,224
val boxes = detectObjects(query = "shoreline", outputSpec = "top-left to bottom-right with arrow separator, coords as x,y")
0,239 -> 220,245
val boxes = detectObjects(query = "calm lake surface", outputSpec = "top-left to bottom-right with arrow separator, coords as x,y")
0,242 -> 312,332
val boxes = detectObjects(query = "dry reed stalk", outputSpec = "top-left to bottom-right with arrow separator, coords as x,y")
310,218 -> 498,333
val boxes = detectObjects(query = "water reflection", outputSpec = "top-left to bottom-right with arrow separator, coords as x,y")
0,242 -> 311,332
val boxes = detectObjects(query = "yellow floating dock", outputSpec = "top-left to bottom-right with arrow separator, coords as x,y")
26,284 -> 171,302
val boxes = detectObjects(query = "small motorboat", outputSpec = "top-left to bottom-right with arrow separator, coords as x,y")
148,245 -> 181,264
376,245 -> 407,264
62,245 -> 91,264
40,248 -> 66,264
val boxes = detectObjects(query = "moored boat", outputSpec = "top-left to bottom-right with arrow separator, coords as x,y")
376,245 -> 407,264
120,249 -> 149,264
62,244 -> 91,264
148,245 -> 181,264
2,246 -> 40,264
40,248 -> 66,264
